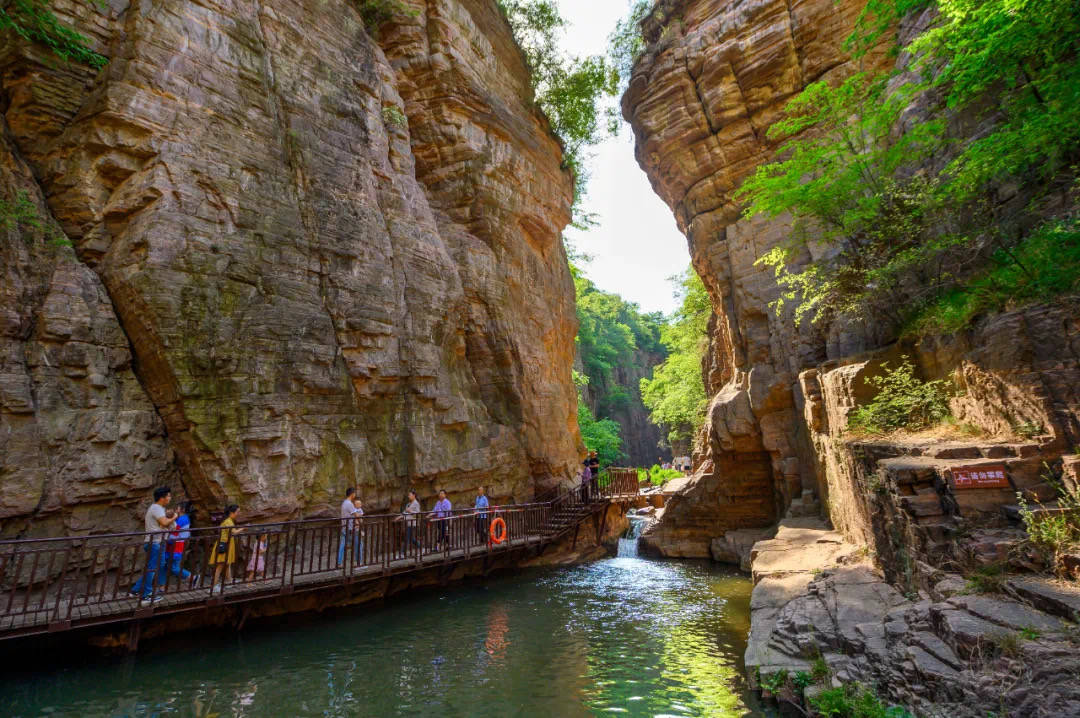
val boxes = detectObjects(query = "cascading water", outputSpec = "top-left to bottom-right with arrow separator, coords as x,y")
617,514 -> 648,557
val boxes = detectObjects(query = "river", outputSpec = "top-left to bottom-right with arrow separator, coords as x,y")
2,555 -> 762,717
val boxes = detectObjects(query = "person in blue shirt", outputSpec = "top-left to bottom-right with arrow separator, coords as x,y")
474,486 -> 489,544
432,490 -> 452,548
164,502 -> 195,587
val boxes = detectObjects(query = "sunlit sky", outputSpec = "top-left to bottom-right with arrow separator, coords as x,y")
554,0 -> 690,316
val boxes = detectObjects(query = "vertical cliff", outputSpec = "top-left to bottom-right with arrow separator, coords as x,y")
622,0 -> 882,555
0,0 -> 581,535
622,0 -> 1080,557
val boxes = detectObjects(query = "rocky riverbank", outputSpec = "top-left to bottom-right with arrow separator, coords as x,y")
745,520 -> 1080,717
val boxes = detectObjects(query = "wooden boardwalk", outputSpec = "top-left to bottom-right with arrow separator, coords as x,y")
0,475 -> 642,643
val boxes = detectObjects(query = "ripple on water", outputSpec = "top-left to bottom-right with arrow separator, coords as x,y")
1,557 -> 761,717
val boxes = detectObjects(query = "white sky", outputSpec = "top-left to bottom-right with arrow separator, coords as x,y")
554,0 -> 690,316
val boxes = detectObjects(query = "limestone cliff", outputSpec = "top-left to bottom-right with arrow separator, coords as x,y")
623,0 -> 1080,557
0,0 -> 581,536
578,344 -> 666,468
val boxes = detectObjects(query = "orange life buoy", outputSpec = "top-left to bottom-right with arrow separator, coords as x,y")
489,516 -> 507,545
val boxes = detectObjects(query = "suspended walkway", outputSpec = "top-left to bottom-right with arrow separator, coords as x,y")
0,471 -> 642,645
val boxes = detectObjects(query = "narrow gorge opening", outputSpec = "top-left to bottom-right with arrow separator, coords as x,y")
1,1 -> 1079,716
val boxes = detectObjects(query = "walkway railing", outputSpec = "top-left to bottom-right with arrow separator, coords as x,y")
0,482 -> 639,639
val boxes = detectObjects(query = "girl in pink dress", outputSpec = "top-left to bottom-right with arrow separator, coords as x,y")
246,533 -> 268,581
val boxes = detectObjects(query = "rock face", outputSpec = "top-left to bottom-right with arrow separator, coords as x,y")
624,0 -> 1080,558
745,521 -> 1080,717
0,0 -> 580,534
0,124 -> 178,539
579,345 -> 666,468
626,0 -> 885,556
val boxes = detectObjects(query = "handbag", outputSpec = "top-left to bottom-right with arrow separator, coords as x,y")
217,540 -> 228,555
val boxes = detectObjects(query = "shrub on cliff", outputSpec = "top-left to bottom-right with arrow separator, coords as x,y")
1017,467 -> 1080,579
608,0 -> 651,90
736,0 -> 1080,333
904,213 -> 1080,335
0,0 -> 107,67
847,358 -> 951,434
497,1 -> 618,228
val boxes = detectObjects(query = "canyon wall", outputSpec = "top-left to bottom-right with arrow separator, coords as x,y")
578,345 -> 667,467
0,0 -> 581,537
623,0 -> 1080,557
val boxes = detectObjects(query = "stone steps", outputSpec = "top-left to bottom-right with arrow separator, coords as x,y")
785,496 -> 820,518
1007,576 -> 1080,622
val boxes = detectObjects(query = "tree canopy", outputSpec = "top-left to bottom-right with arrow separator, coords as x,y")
640,268 -> 710,447
736,0 -> 1080,333
497,1 -> 619,228
572,264 -> 667,463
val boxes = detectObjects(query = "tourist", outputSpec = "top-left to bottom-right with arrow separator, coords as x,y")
589,451 -> 600,497
164,501 -> 195,587
131,486 -> 176,604
474,486 -> 489,544
351,496 -> 365,564
580,463 -> 592,503
338,487 -> 360,567
209,504 -> 242,594
401,490 -> 421,554
246,532 -> 268,581
432,490 -> 452,548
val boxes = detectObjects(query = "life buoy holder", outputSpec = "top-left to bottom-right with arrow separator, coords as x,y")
489,516 -> 507,545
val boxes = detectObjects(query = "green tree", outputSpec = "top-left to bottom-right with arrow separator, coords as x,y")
498,1 -> 618,228
607,0 -> 651,91
640,267 -> 710,446
735,0 -> 1080,333
573,263 -> 665,418
574,373 -> 625,466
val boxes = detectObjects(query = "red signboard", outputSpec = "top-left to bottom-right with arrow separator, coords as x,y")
950,464 -> 1010,490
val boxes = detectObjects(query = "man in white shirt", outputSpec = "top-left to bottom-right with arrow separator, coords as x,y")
132,486 -> 176,603
338,487 -> 359,567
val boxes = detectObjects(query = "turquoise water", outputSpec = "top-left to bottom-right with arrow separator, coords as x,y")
2,556 -> 761,717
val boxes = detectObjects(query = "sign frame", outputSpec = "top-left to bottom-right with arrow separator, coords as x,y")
949,464 -> 1010,490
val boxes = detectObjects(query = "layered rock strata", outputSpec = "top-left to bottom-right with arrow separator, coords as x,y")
626,0 -> 891,556
746,521 -> 1080,717
625,0 -> 1080,560
0,0 -> 580,535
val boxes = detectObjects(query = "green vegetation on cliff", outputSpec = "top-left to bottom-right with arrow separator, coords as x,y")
575,372 -> 624,468
640,267 -> 709,447
0,0 -> 107,67
572,264 -> 666,464
355,0 -> 419,32
737,0 -> 1080,334
497,1 -> 618,227
847,357 -> 951,434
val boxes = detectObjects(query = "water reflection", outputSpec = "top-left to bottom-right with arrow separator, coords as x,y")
2,557 -> 759,717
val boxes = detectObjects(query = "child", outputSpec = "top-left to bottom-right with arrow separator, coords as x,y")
351,497 -> 365,565
209,504 -> 242,594
246,532 -> 268,581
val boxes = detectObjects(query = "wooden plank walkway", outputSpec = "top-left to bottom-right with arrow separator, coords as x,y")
0,479 -> 641,642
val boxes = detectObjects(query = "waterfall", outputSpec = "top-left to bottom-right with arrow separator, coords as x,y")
617,515 -> 647,557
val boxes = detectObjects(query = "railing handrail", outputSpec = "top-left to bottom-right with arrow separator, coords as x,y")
0,491 -> 622,548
